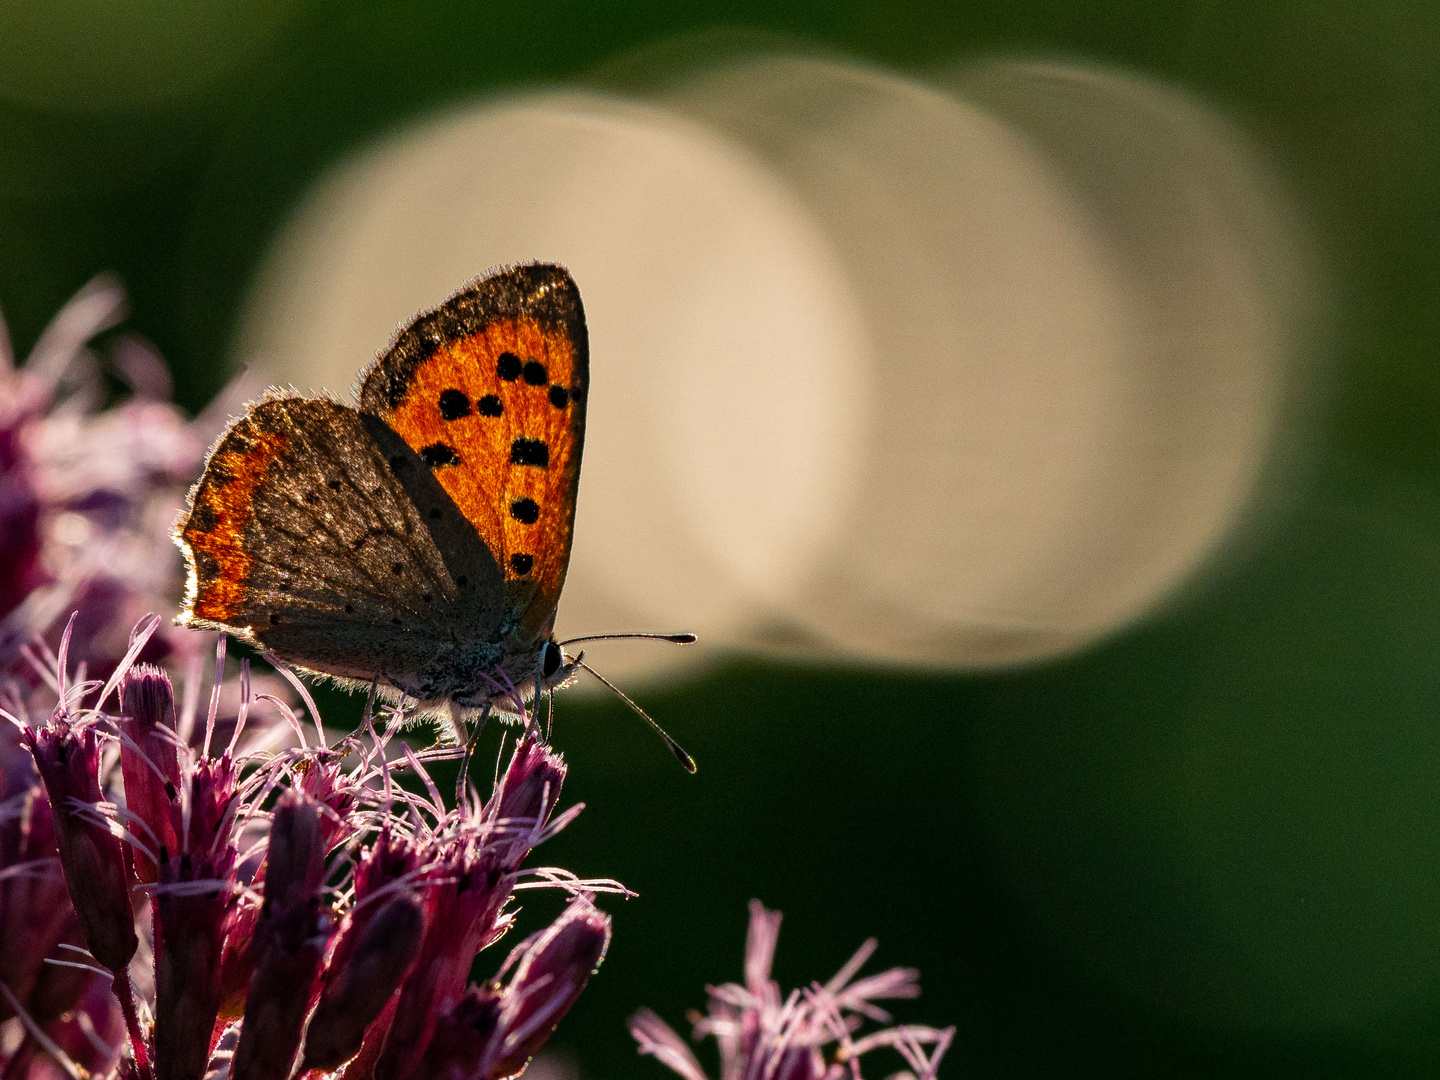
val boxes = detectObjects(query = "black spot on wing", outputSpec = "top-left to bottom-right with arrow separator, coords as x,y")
205,458 -> 235,486
510,498 -> 539,524
477,394 -> 503,417
438,389 -> 470,420
357,411 -> 507,634
510,438 -> 548,468
523,360 -> 547,385
548,384 -> 569,408
358,264 -> 586,417
420,443 -> 461,468
510,553 -> 534,575
497,352 -> 522,381
187,501 -> 217,533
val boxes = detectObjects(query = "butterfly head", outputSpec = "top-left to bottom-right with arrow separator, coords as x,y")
537,638 -> 579,694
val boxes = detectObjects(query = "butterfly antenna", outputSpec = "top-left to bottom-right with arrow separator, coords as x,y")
572,656 -> 696,774
557,632 -> 697,646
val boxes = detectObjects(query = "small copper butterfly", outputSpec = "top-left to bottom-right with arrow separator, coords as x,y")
174,263 -> 693,767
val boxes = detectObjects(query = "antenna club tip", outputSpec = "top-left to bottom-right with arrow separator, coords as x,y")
672,633 -> 698,644
662,736 -> 697,773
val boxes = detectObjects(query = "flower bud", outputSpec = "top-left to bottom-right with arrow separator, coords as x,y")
22,713 -> 137,973
118,664 -> 182,883
485,736 -> 566,872
230,792 -> 334,1080
259,791 -> 325,923
375,740 -> 567,1080
0,732 -> 84,1027
154,847 -> 236,1080
417,898 -> 611,1080
306,827 -> 423,1072
301,892 -> 424,1071
481,899 -> 610,1078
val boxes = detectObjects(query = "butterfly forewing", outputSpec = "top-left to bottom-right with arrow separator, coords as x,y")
357,263 -> 588,641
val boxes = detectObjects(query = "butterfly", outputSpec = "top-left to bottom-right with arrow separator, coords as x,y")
174,263 -> 693,767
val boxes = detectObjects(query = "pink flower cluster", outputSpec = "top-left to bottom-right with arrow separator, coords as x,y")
0,274 -> 247,694
2,619 -> 616,1080
630,902 -> 952,1080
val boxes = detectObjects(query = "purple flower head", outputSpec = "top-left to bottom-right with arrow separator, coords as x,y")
302,887 -> 425,1072
20,705 -> 138,976
231,791 -> 337,1080
369,735 -> 580,1080
0,721 -> 87,1031
0,277 -> 252,699
418,895 -> 612,1080
631,902 -> 954,1080
0,277 -> 126,626
118,663 -> 183,882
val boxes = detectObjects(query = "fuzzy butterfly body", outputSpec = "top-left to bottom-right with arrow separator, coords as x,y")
175,263 -> 587,728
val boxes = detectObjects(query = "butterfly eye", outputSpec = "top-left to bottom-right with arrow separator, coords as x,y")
542,641 -> 563,679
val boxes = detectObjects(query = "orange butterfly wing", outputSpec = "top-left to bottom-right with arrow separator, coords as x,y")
357,263 -> 588,641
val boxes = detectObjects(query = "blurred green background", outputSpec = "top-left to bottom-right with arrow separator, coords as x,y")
4,0 -> 1440,1076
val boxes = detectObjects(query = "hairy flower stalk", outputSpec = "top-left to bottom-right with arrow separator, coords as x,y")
631,901 -> 954,1080
118,665 -> 184,884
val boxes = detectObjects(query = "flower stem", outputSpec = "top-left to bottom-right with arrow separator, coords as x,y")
112,969 -> 154,1080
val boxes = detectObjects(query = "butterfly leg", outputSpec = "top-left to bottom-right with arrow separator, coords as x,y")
361,674 -> 380,729
525,651 -> 548,743
455,701 -> 493,804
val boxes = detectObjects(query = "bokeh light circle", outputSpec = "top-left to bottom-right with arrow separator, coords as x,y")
237,92 -> 869,682
237,53 -> 1309,680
